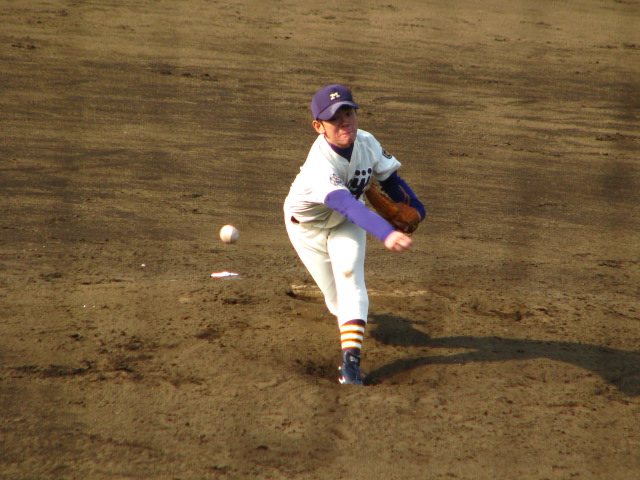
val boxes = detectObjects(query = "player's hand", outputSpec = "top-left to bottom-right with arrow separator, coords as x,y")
384,230 -> 413,252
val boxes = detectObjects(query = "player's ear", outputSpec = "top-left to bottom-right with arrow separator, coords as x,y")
312,120 -> 325,135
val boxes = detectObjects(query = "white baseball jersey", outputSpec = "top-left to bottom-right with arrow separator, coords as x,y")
284,129 -> 401,229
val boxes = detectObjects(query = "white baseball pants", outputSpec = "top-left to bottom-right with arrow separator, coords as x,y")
285,216 -> 368,326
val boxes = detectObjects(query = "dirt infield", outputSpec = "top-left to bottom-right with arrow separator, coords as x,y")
1,1 -> 639,479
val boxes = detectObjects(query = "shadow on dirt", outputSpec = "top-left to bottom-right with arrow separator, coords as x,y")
368,314 -> 640,396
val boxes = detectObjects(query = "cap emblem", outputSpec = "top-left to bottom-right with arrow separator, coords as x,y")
330,92 -> 341,100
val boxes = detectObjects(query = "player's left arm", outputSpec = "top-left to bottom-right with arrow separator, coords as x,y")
379,171 -> 426,220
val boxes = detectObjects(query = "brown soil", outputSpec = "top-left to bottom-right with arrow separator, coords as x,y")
2,1 -> 639,479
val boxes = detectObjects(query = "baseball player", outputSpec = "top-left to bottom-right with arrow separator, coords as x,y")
283,84 -> 425,386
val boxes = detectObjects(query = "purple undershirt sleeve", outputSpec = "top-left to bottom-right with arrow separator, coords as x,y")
324,189 -> 395,242
380,171 -> 426,220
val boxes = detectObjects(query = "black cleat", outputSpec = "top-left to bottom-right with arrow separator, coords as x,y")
338,351 -> 365,386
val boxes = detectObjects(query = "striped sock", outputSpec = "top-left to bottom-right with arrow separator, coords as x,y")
340,319 -> 367,355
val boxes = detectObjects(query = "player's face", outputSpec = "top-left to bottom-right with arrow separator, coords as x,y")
313,107 -> 358,148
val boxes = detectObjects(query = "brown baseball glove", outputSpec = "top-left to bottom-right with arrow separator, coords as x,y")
365,183 -> 422,234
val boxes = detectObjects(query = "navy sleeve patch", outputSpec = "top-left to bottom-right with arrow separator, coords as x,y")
382,148 -> 393,159
329,173 -> 344,187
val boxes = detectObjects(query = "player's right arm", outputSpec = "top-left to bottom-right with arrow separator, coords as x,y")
324,190 -> 412,252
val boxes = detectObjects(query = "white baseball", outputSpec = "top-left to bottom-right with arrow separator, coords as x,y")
219,224 -> 240,244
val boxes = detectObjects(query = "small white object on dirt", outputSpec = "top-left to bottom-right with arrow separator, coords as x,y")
211,271 -> 239,278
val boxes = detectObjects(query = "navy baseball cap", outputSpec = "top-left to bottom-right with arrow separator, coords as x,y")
310,84 -> 359,121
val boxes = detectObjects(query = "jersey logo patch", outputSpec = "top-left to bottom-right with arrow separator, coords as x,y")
348,168 -> 372,199
329,173 -> 344,187
382,149 -> 392,159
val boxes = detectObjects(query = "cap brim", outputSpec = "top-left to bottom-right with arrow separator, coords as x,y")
316,101 -> 359,121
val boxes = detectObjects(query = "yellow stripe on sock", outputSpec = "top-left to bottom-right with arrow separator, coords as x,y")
340,332 -> 363,340
340,325 -> 365,334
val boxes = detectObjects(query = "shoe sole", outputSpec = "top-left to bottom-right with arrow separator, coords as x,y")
338,366 -> 367,385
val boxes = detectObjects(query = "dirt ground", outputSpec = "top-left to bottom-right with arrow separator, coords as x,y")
1,0 -> 639,479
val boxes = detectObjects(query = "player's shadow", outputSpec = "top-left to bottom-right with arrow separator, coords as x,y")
367,313 -> 640,396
